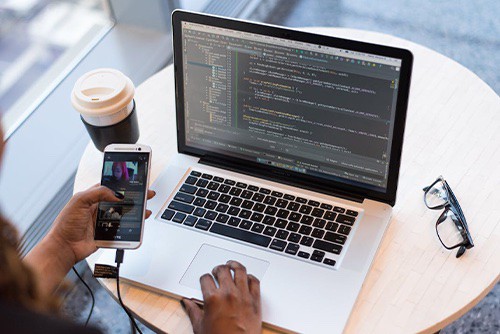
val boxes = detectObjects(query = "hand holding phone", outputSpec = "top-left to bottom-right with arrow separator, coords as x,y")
94,144 -> 152,249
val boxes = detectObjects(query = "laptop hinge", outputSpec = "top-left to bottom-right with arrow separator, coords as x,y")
199,156 -> 365,204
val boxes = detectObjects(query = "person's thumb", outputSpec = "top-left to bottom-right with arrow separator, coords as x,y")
181,299 -> 203,333
77,185 -> 123,206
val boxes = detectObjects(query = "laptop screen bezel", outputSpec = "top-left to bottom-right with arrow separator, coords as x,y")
172,10 -> 413,206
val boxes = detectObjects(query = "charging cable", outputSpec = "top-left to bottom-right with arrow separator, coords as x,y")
115,249 -> 144,334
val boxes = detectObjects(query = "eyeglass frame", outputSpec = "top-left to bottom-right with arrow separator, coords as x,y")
423,176 -> 474,258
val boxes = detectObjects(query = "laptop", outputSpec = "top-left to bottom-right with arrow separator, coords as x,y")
94,10 -> 413,333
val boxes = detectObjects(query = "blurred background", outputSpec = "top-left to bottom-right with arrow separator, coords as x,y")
1,0 -> 498,333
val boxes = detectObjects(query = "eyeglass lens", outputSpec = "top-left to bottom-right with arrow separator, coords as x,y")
436,209 -> 465,248
425,179 -> 448,208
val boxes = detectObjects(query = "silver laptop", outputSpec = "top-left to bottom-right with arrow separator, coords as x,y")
96,11 -> 413,333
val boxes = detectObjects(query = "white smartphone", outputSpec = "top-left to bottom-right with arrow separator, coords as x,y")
94,143 -> 152,249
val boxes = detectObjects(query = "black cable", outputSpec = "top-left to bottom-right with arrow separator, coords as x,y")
115,249 -> 143,334
72,266 -> 95,327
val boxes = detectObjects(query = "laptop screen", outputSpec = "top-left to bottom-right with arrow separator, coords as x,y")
179,19 -> 406,195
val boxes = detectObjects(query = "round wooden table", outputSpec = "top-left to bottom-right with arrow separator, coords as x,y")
76,28 -> 500,333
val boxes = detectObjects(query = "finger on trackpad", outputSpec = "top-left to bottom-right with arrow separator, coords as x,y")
180,244 -> 270,290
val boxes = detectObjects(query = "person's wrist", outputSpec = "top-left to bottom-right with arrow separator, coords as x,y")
45,229 -> 78,268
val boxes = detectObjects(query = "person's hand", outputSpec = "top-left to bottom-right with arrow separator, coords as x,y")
181,261 -> 262,334
48,184 -> 156,264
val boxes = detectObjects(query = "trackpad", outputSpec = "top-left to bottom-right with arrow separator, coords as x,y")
180,244 -> 270,290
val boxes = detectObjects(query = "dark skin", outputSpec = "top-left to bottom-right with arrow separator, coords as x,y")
182,260 -> 262,334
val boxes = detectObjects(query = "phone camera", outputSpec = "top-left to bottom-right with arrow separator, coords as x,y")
138,147 -> 142,151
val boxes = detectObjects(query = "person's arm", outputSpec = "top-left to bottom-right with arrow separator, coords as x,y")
182,261 -> 262,334
24,185 -> 155,295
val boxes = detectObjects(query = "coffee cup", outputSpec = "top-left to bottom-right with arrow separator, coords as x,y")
71,68 -> 139,151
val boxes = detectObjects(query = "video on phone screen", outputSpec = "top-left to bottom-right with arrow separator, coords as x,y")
95,152 -> 149,242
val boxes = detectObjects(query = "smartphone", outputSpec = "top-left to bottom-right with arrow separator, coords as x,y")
94,144 -> 152,249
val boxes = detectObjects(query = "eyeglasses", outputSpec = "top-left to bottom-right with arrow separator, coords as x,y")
423,176 -> 474,258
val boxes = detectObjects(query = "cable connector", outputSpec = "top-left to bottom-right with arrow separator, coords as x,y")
115,248 -> 125,267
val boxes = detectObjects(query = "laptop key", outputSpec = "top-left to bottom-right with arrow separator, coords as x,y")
248,185 -> 259,191
228,217 -> 241,226
276,199 -> 288,208
338,225 -> 352,235
270,239 -> 287,252
190,170 -> 201,177
239,210 -> 252,219
284,194 -> 295,201
276,229 -> 289,240
242,200 -> 254,209
311,250 -> 325,262
326,221 -> 339,232
263,216 -> 276,225
169,201 -> 194,214
210,223 -> 271,247
263,226 -> 277,237
286,222 -> 300,232
253,203 -> 266,212
313,218 -> 326,228
193,197 -> 206,207
227,206 -> 240,216
296,197 -> 307,204
204,210 -> 217,220
313,239 -> 343,254
205,200 -> 217,210
185,176 -> 198,185
333,206 -> 346,213
276,209 -> 289,219
207,181 -> 219,190
287,202 -> 300,212
259,188 -> 271,194
224,179 -> 235,185
298,251 -> 310,259
219,195 -> 231,203
193,207 -> 206,217
308,200 -> 320,207
251,223 -> 265,233
300,236 -> 314,247
288,233 -> 301,243
298,225 -> 312,235
299,205 -> 312,214
207,191 -> 220,200
219,185 -> 231,193
201,173 -> 213,180
289,212 -> 302,222
180,184 -> 197,194
324,211 -> 337,221
184,215 -> 197,226
323,258 -> 336,266
320,203 -> 333,210
250,212 -> 264,223
311,228 -> 325,239
311,208 -> 325,218
213,176 -> 224,183
240,220 -> 252,230
195,219 -> 212,230
346,209 -> 358,217
264,196 -> 277,205
229,197 -> 243,206
336,214 -> 356,226
285,243 -> 300,255
236,182 -> 247,188
274,219 -> 287,229
300,216 -> 314,225
196,188 -> 209,197
271,191 -> 283,198
196,179 -> 209,187
173,212 -> 186,223
161,209 -> 175,220
324,232 -> 347,245
241,190 -> 253,199
229,187 -> 242,196
215,203 -> 229,213
264,206 -> 278,215
252,193 -> 265,202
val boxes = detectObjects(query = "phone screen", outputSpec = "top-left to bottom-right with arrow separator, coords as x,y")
95,151 -> 150,242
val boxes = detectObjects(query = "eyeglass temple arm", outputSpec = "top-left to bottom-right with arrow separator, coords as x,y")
422,186 -> 430,192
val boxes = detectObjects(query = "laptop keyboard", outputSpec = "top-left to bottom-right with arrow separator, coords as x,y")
160,170 -> 359,269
